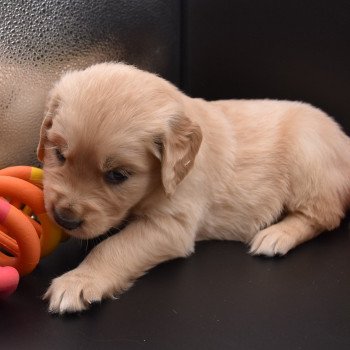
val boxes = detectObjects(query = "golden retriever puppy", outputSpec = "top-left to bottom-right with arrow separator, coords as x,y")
38,63 -> 350,314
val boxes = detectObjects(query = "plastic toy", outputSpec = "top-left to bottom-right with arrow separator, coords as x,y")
0,266 -> 19,298
0,166 -> 65,297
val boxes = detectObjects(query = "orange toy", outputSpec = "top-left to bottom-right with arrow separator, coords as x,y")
0,166 -> 64,277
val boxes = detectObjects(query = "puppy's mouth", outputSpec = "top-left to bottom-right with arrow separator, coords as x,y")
56,222 -> 123,241
55,223 -> 100,240
45,197 -> 130,240
53,218 -> 89,239
50,209 -> 127,240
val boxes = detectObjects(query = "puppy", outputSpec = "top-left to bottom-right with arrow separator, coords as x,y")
38,62 -> 350,314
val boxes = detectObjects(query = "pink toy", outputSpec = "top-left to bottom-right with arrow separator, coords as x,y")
0,266 -> 19,298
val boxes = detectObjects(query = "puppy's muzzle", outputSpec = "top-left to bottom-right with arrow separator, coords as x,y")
53,207 -> 83,231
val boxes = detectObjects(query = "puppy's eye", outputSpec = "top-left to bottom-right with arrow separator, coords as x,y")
104,169 -> 130,185
55,148 -> 66,163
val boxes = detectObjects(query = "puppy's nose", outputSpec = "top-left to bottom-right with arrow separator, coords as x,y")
53,207 -> 83,231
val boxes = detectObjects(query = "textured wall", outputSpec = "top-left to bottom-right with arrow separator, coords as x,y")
0,0 -> 181,167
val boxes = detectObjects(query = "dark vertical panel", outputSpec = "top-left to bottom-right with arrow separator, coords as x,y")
183,0 -> 350,133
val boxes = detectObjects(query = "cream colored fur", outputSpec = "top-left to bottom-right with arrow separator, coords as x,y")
38,63 -> 350,314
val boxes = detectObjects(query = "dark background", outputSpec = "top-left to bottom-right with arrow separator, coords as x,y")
182,0 -> 350,135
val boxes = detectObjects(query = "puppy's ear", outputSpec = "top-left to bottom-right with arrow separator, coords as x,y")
37,93 -> 60,162
156,114 -> 202,196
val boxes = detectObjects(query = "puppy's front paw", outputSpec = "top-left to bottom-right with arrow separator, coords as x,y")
249,226 -> 297,257
44,268 -> 111,314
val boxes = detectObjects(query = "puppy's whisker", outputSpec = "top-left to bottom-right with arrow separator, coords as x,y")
85,240 -> 89,254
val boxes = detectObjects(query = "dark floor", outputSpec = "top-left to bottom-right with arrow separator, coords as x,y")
1,215 -> 350,349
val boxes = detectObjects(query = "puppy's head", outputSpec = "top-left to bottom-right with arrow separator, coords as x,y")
37,63 -> 202,239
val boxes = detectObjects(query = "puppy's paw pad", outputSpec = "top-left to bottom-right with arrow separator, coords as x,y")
249,228 -> 296,257
44,269 -> 106,314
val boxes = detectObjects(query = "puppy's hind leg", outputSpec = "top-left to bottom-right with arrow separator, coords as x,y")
249,212 -> 323,257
